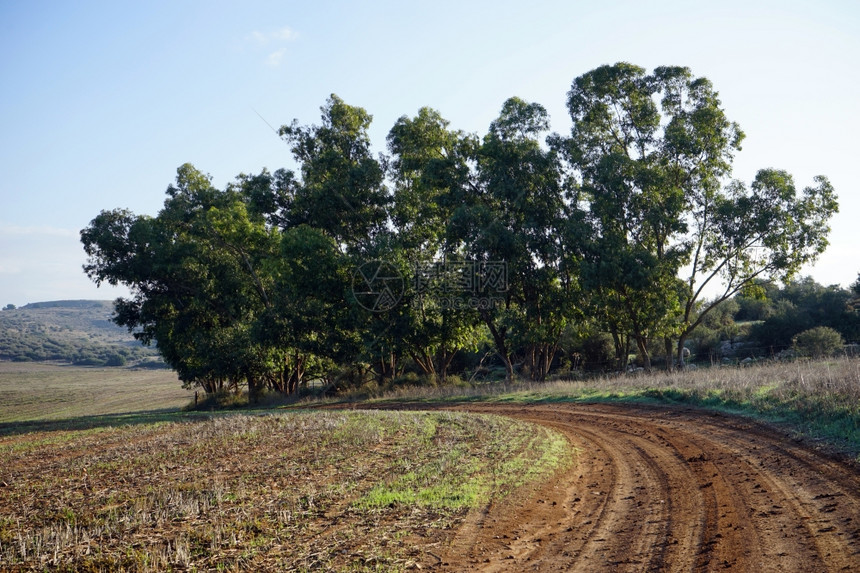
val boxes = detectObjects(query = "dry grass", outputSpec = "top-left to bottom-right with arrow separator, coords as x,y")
0,362 -> 191,423
0,410 -> 568,571
354,358 -> 860,457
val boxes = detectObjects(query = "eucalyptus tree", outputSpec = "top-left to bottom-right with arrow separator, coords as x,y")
451,97 -> 580,380
255,224 -> 358,393
277,95 -> 403,383
278,94 -> 390,253
564,62 -> 837,369
675,169 -> 837,365
565,63 -> 705,369
81,164 -> 284,394
386,107 -> 483,381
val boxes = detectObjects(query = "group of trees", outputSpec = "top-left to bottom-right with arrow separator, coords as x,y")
686,276 -> 860,361
746,276 -> 860,353
81,63 -> 840,395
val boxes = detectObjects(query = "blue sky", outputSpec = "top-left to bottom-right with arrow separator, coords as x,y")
1,0 -> 858,306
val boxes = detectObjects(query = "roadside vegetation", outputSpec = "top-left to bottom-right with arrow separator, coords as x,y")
0,410 -> 569,571
347,357 -> 860,459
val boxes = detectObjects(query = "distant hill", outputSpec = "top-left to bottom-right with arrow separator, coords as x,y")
0,300 -> 160,366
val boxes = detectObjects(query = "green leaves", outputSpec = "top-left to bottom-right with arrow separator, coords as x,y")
279,95 -> 390,250
81,66 -> 840,388
562,62 -> 837,369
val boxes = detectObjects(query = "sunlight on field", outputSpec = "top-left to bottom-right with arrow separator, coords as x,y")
367,358 -> 860,456
0,410 -> 569,571
0,362 -> 192,423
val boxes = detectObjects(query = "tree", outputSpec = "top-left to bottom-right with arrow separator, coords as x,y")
82,164 -> 287,395
564,63 -> 701,369
452,97 -> 580,380
675,169 -> 837,366
563,63 -> 837,370
2,304 -> 15,311
82,97 -> 396,397
386,107 -> 482,382
276,95 -> 403,385
256,224 -> 357,393
278,94 -> 390,252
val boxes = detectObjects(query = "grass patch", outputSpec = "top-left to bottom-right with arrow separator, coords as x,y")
356,412 -> 568,511
328,358 -> 860,459
0,409 -> 570,571
0,362 -> 191,424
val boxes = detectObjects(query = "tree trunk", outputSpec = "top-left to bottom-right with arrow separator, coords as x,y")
622,335 -> 631,371
408,350 -> 436,378
610,328 -> 623,370
635,335 -> 651,371
676,335 -> 688,370
528,343 -> 557,381
436,347 -> 449,384
610,326 -> 631,372
481,309 -> 513,381
500,354 -> 514,382
664,337 -> 674,372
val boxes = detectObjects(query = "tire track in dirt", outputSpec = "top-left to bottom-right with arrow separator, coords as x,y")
433,403 -> 860,572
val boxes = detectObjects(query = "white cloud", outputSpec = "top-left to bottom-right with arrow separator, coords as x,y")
267,48 -> 287,67
246,26 -> 296,67
249,30 -> 267,44
273,26 -> 295,41
248,26 -> 296,45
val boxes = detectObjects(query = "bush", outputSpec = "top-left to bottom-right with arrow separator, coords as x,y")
579,333 -> 615,370
793,326 -> 845,358
689,327 -> 722,362
391,371 -> 423,387
735,295 -> 772,321
104,352 -> 127,367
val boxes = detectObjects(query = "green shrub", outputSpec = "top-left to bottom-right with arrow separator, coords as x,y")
793,326 -> 844,358
390,371 -> 424,387
104,353 -> 127,367
580,333 -> 615,370
690,327 -> 722,362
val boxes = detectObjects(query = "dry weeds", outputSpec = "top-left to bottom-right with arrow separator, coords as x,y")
0,410 -> 567,571
370,357 -> 860,455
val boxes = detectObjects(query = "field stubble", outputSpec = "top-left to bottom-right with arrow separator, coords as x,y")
1,358 -> 858,570
0,410 -> 568,571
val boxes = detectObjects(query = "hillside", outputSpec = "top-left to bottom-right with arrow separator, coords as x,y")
0,300 -> 159,366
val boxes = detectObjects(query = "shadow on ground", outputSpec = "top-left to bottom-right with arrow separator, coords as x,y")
0,408 -> 210,437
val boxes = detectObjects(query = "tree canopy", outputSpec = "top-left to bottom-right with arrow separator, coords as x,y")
81,63 -> 842,394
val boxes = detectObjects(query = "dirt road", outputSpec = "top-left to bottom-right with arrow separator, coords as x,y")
433,403 -> 860,572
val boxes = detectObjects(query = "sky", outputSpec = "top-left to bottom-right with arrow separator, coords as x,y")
1,0 -> 858,307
